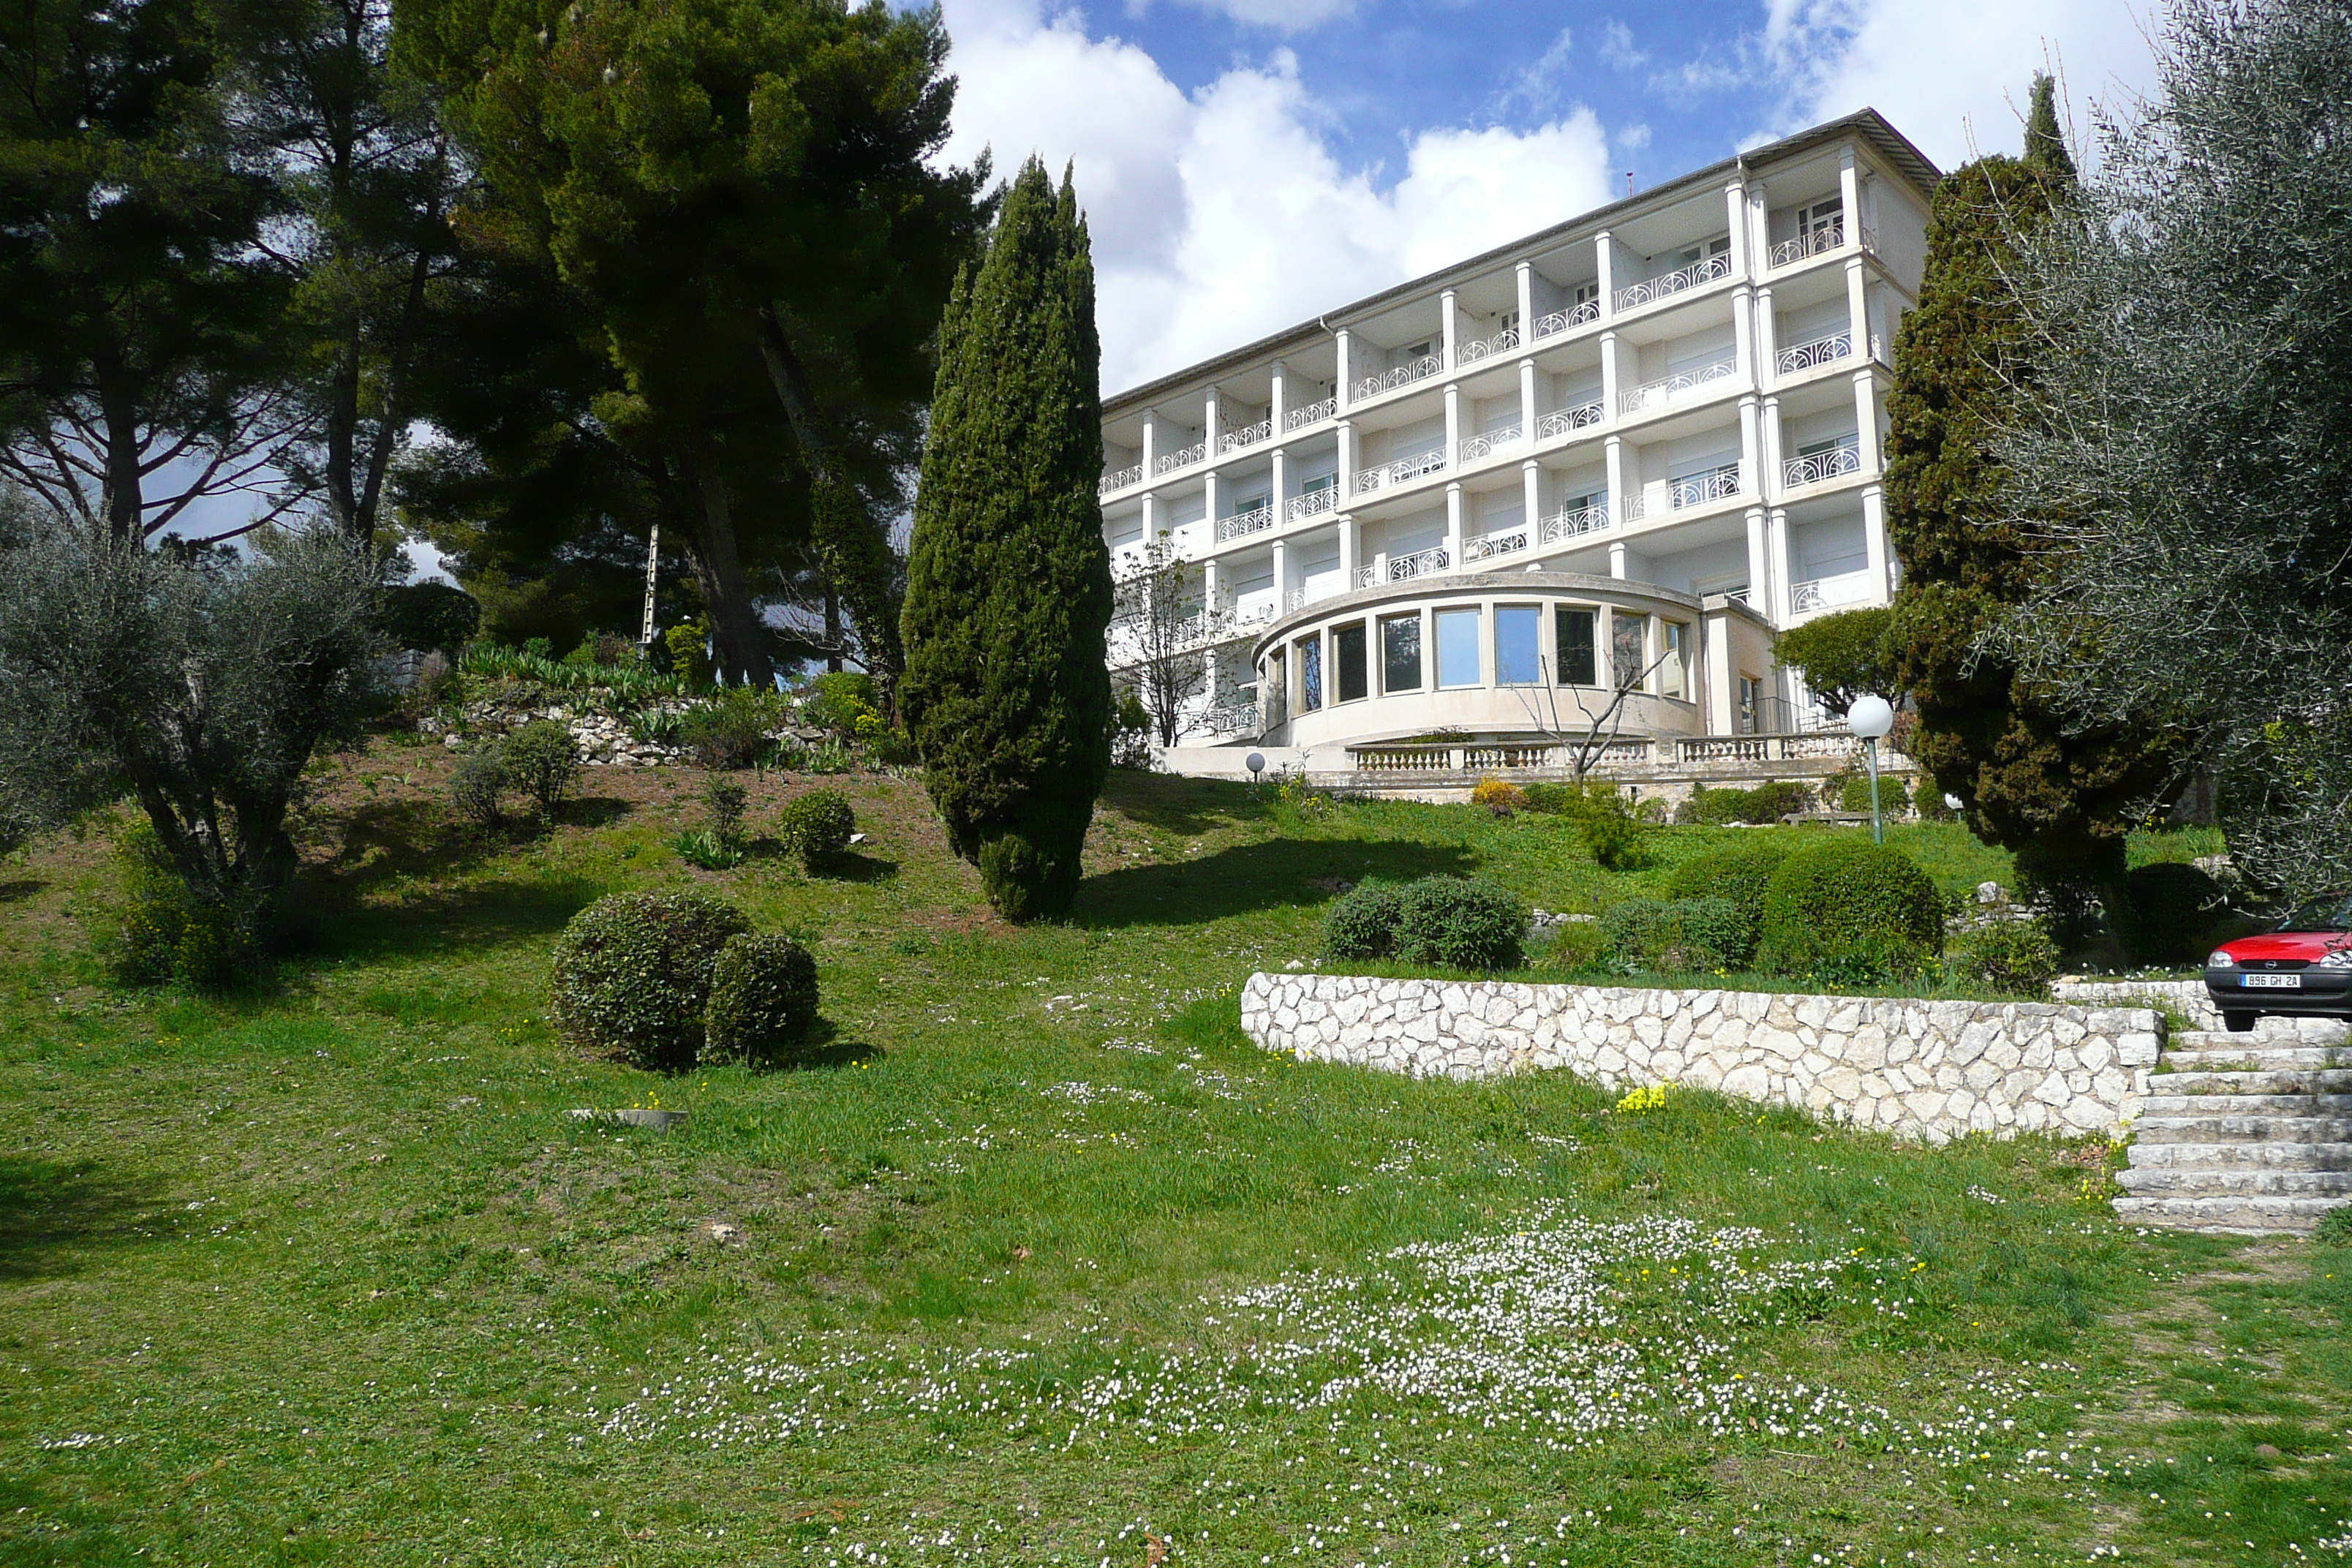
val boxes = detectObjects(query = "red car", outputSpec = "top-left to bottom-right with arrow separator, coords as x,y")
2205,894 -> 2352,1030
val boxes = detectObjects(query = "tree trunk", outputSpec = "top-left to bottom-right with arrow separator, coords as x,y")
98,372 -> 143,545
824,583 -> 843,673
680,441 -> 772,687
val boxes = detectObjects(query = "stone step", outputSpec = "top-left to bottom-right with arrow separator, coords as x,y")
2115,1166 -> 2352,1196
2176,1020 -> 2352,1048
2111,1194 -> 2349,1235
2140,1091 -> 2352,1117
2149,1068 -> 2352,1096
2133,1114 -> 2352,1145
2162,1046 -> 2352,1071
2130,1139 -> 2352,1171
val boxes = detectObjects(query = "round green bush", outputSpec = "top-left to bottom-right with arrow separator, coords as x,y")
1602,896 -> 1754,973
1955,919 -> 2060,996
1755,837 -> 1943,979
1836,770 -> 1914,817
448,746 -> 508,829
777,788 -> 856,870
547,892 -> 752,1069
1322,881 -> 1406,961
1394,876 -> 1527,971
703,932 -> 821,1066
1666,838 -> 1797,929
501,720 -> 580,814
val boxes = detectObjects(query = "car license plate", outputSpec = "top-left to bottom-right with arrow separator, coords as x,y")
2244,973 -> 2304,989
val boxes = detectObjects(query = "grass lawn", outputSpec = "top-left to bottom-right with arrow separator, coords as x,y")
2,744 -> 2347,1567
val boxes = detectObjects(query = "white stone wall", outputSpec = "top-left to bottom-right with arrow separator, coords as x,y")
2051,979 -> 2221,1031
1240,973 -> 2160,1144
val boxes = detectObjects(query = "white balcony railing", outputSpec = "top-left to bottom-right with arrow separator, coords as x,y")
1768,222 -> 1844,268
1531,299 -> 1602,340
1455,326 -> 1519,367
1535,400 -> 1604,440
1540,503 -> 1610,543
1285,396 -> 1337,431
1669,463 -> 1742,510
1351,736 -> 1654,772
1463,525 -> 1531,563
1614,252 -> 1735,312
1356,546 -> 1451,588
1353,355 -> 1444,402
1618,358 -> 1737,416
1790,568 -> 1878,614
1205,700 -> 1259,736
1776,332 -> 1853,375
1457,423 -> 1523,463
1098,462 -> 1141,495
1215,503 -> 1275,542
1286,487 -> 1340,521
1230,602 -> 1276,630
1352,448 -> 1447,497
1155,440 -> 1206,475
1782,437 -> 1861,489
1219,418 -> 1273,455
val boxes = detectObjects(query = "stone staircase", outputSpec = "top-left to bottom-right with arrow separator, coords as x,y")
2114,1017 -> 2352,1234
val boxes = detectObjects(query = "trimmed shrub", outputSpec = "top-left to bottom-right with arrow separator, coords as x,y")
1756,837 -> 1943,979
1471,777 -> 1528,815
1682,780 -> 1816,826
449,746 -> 508,830
1323,880 -> 1406,961
702,777 -> 748,845
679,688 -> 785,769
1394,877 -> 1527,971
1666,839 -> 1797,930
1955,919 -> 2061,996
1601,896 -> 1754,973
1835,770 -> 1914,817
703,932 -> 821,1066
1543,919 -> 1609,971
777,789 -> 856,871
2119,861 -> 2230,967
547,892 -> 752,1069
502,720 -> 580,815
1520,782 -> 1576,815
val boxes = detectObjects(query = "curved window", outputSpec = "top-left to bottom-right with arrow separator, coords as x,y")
1334,621 -> 1368,703
1436,607 -> 1482,688
1382,614 -> 1422,693
1555,607 -> 1597,685
1496,605 -> 1540,685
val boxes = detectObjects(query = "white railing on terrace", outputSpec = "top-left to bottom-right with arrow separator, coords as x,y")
1457,423 -> 1523,463
1286,487 -> 1340,521
1285,396 -> 1337,430
1776,332 -> 1852,375
1677,731 -> 1896,765
1215,503 -> 1275,542
1670,463 -> 1741,510
1206,700 -> 1259,736
1532,300 -> 1602,339
1463,526 -> 1531,562
1156,440 -> 1206,475
1619,358 -> 1737,416
1540,503 -> 1610,543
1536,400 -> 1604,440
1219,419 -> 1272,455
1099,462 -> 1141,494
1356,546 -> 1450,587
1351,736 -> 1655,772
1790,568 -> 1877,614
1782,437 -> 1861,489
1352,449 -> 1447,496
1455,326 -> 1519,366
1230,602 -> 1276,630
1768,222 -> 1844,268
1614,252 -> 1735,311
1353,355 -> 1444,402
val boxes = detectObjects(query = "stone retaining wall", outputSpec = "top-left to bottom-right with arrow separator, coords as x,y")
1240,973 -> 2160,1144
2051,978 -> 2221,1031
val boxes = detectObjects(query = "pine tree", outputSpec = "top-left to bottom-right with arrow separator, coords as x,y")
900,159 -> 1113,923
2022,71 -> 2078,183
1883,93 -> 2173,926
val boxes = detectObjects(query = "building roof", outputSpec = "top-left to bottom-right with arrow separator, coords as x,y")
1100,108 -> 1940,415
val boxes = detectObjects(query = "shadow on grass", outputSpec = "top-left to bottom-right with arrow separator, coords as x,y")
317,797 -> 502,894
1074,835 -> 1474,928
773,1022 -> 883,1072
0,878 -> 44,903
0,1156 -> 168,1281
316,875 -> 604,962
559,796 -> 632,829
808,851 -> 898,883
1100,769 -> 1270,838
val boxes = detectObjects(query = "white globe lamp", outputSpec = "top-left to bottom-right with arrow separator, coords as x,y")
1847,696 -> 1896,843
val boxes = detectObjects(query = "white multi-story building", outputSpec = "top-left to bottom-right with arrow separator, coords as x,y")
1098,110 -> 1938,790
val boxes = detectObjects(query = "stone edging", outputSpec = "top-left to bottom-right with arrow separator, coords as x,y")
1240,973 -> 2160,1144
2052,978 -> 2220,1031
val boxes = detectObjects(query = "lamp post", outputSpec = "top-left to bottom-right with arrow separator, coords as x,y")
1245,750 -> 1266,785
1847,694 -> 1895,845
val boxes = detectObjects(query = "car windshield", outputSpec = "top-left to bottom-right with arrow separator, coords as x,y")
2283,895 -> 2352,932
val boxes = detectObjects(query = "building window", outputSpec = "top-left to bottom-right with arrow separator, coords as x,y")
1297,635 -> 1322,712
1659,621 -> 1689,698
1797,195 -> 1842,241
1382,613 -> 1422,693
1436,607 -> 1482,688
1610,611 -> 1648,690
1300,470 -> 1336,496
1496,605 -> 1541,685
1334,621 -> 1368,704
1555,607 -> 1597,685
1738,674 -> 1760,734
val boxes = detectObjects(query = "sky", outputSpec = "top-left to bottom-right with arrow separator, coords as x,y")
934,0 -> 2166,395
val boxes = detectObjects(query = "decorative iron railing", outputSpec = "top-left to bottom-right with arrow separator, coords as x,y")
1463,527 -> 1530,562
1539,503 -> 1610,543
1790,568 -> 1876,614
1782,438 -> 1861,489
1352,449 -> 1447,497
1618,358 -> 1737,415
1352,355 -> 1444,402
1215,504 -> 1275,542
1356,545 -> 1450,587
1455,326 -> 1520,366
1155,440 -> 1206,475
1205,701 -> 1259,736
1669,463 -> 1741,510
1535,400 -> 1605,440
1349,736 -> 1656,772
1098,462 -> 1142,494
1218,419 -> 1273,455
1768,222 -> 1844,268
1614,252 -> 1734,311
1776,332 -> 1852,374
1285,396 -> 1337,430
1456,423 -> 1523,463
1532,299 -> 1602,339
1286,487 -> 1340,521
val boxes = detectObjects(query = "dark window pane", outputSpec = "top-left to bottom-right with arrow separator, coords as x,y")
1334,622 -> 1368,703
1555,608 -> 1596,685
1382,615 -> 1422,693
1299,636 -> 1322,711
1610,612 -> 1648,689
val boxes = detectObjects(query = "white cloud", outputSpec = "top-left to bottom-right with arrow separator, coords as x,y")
940,0 -> 1616,393
1166,0 -> 1360,34
1755,0 -> 2160,169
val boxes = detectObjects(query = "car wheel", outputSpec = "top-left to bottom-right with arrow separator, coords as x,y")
2224,1011 -> 2257,1033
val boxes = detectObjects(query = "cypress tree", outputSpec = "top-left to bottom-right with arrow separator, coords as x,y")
1883,91 -> 2172,928
900,159 -> 1114,922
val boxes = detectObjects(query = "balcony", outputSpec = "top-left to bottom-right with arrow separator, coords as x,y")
1782,437 -> 1861,489
1668,462 -> 1741,510
1463,524 -> 1531,563
1455,326 -> 1519,367
1098,462 -> 1142,495
1356,545 -> 1450,587
1535,399 -> 1604,441
1457,423 -> 1523,464
1156,439 -> 1206,476
1539,502 -> 1609,544
1286,487 -> 1340,522
1353,354 -> 1444,402
1531,299 -> 1601,340
1219,418 -> 1272,455
1352,448 -> 1447,497
1614,252 -> 1734,312
1205,698 -> 1259,736
1618,357 -> 1737,417
1677,730 -> 1888,764
1766,222 -> 1878,269
1351,736 -> 1654,772
1285,396 -> 1337,431
1790,567 -> 1877,614
1776,331 -> 1853,375
1215,502 -> 1275,542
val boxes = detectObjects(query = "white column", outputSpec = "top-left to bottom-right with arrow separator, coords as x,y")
1140,410 -> 1159,475
1339,514 -> 1360,589
1746,185 -> 1771,275
1335,421 -> 1357,497
1754,284 -> 1779,388
1844,258 -> 1869,355
1269,361 -> 1288,432
1761,394 -> 1785,502
1272,538 -> 1289,611
1594,230 -> 1617,317
1861,485 -> 1891,600
1768,507 -> 1793,624
1444,483 -> 1464,570
1440,287 -> 1460,367
1852,370 -> 1881,472
1725,178 -> 1750,278
1732,283 -> 1755,385
1202,556 -> 1220,610
1203,468 -> 1221,533
1599,330 -> 1621,418
1745,506 -> 1769,610
1335,329 -> 1353,410
1443,384 -> 1461,466
1604,433 -> 1626,523
1838,148 -> 1862,243
1270,447 -> 1289,519
1608,539 -> 1628,579
1518,358 -> 1538,436
1523,461 -> 1542,538
1204,385 -> 1222,453
1738,395 -> 1760,499
1515,261 -> 1534,339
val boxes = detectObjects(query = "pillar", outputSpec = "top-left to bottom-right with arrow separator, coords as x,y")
1724,178 -> 1749,277
1845,257 -> 1869,356
1203,469 -> 1221,535
1444,483 -> 1464,569
1599,329 -> 1621,416
1594,230 -> 1617,317
1272,538 -> 1289,611
1861,484 -> 1891,599
1608,540 -> 1627,580
1335,328 -> 1353,410
1754,284 -> 1779,386
1604,433 -> 1626,525
1744,506 -> 1769,611
1140,410 -> 1158,475
1270,447 -> 1289,521
1761,394 -> 1785,501
1518,358 -> 1538,436
1768,507 -> 1793,625
1270,360 -> 1288,431
1738,395 -> 1760,499
1339,515 -> 1360,588
1515,261 -> 1534,341
1443,383 -> 1460,464
1732,284 -> 1755,386
1838,148 -> 1862,243
1140,491 -> 1159,543
1204,385 -> 1221,453
1522,461 -> 1542,538
1335,421 -> 1357,497
1439,287 -> 1460,366
1852,369 -> 1882,472
1202,556 -> 1220,613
